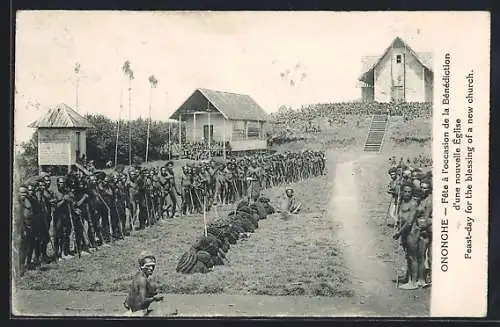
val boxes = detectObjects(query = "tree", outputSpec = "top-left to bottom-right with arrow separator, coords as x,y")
122,60 -> 134,165
146,75 -> 158,162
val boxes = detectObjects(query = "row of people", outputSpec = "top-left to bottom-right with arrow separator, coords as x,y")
180,141 -> 232,160
387,157 -> 433,290
16,150 -> 326,276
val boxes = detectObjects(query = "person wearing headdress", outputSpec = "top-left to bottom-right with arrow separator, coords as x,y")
123,250 -> 168,316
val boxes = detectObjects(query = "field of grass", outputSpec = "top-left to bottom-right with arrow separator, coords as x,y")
388,117 -> 432,145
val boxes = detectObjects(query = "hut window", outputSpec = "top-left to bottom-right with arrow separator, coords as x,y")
247,121 -> 261,140
232,121 -> 245,140
396,55 -> 402,63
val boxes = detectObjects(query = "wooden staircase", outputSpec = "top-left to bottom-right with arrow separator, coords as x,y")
363,114 -> 389,152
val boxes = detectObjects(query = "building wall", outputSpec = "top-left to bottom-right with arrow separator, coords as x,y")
183,112 -> 266,144
373,45 -> 428,103
37,128 -> 87,165
231,139 -> 267,152
404,51 -> 426,102
361,87 -> 374,102
183,112 -> 232,143
424,69 -> 433,102
374,50 -> 392,102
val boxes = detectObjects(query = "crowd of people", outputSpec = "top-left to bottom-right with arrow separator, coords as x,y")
180,141 -> 232,160
270,102 -> 432,136
15,150 -> 326,276
386,154 -> 433,290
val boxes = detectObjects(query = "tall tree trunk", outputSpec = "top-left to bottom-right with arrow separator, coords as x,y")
128,78 -> 132,166
145,86 -> 152,163
115,80 -> 123,166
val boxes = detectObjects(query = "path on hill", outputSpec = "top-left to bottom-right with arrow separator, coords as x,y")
327,151 -> 429,316
329,154 -> 393,313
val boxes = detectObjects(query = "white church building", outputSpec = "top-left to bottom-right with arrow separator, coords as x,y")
358,37 -> 433,103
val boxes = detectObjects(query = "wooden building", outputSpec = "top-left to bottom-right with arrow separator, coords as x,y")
359,37 -> 433,103
28,103 -> 93,171
169,88 -> 269,152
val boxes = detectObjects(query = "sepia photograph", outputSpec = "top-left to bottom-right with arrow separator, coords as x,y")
11,11 -> 489,317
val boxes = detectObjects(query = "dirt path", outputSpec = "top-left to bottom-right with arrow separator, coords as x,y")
13,290 -> 377,317
328,151 -> 429,316
330,154 -> 392,313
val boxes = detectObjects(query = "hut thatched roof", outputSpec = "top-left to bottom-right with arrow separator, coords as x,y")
28,103 -> 93,129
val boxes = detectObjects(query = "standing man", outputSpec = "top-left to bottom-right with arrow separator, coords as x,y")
127,169 -> 143,230
19,183 -> 42,271
165,161 -> 181,218
393,182 -> 419,290
415,178 -> 432,287
87,174 -> 106,247
37,178 -> 52,263
53,177 -> 73,260
180,165 -> 193,215
387,166 -> 401,227
101,175 -> 121,240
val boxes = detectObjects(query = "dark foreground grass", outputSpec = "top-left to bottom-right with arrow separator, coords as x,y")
19,165 -> 353,298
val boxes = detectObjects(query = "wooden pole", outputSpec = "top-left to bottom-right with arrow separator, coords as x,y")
145,85 -> 152,163
223,118 -> 226,159
37,129 -> 42,174
67,142 -> 71,176
115,80 -> 123,167
75,75 -> 80,113
208,102 -> 211,160
165,91 -> 171,160
178,115 -> 182,149
193,113 -> 196,141
168,122 -> 172,160
203,194 -> 208,236
74,63 -> 80,113
128,77 -> 132,166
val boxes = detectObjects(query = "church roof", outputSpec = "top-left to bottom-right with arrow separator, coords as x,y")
359,37 -> 433,84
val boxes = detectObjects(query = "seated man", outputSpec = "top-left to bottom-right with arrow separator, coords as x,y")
124,251 -> 170,316
279,188 -> 302,219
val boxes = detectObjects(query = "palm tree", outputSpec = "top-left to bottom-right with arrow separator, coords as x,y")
122,60 -> 134,166
74,63 -> 81,112
114,65 -> 125,166
145,75 -> 158,163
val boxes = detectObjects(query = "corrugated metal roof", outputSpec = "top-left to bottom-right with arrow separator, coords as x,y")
360,56 -> 380,78
359,37 -> 433,84
28,103 -> 93,128
169,89 -> 269,122
417,52 -> 433,70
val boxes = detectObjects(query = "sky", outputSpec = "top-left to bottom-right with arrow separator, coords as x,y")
14,11 -> 473,144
